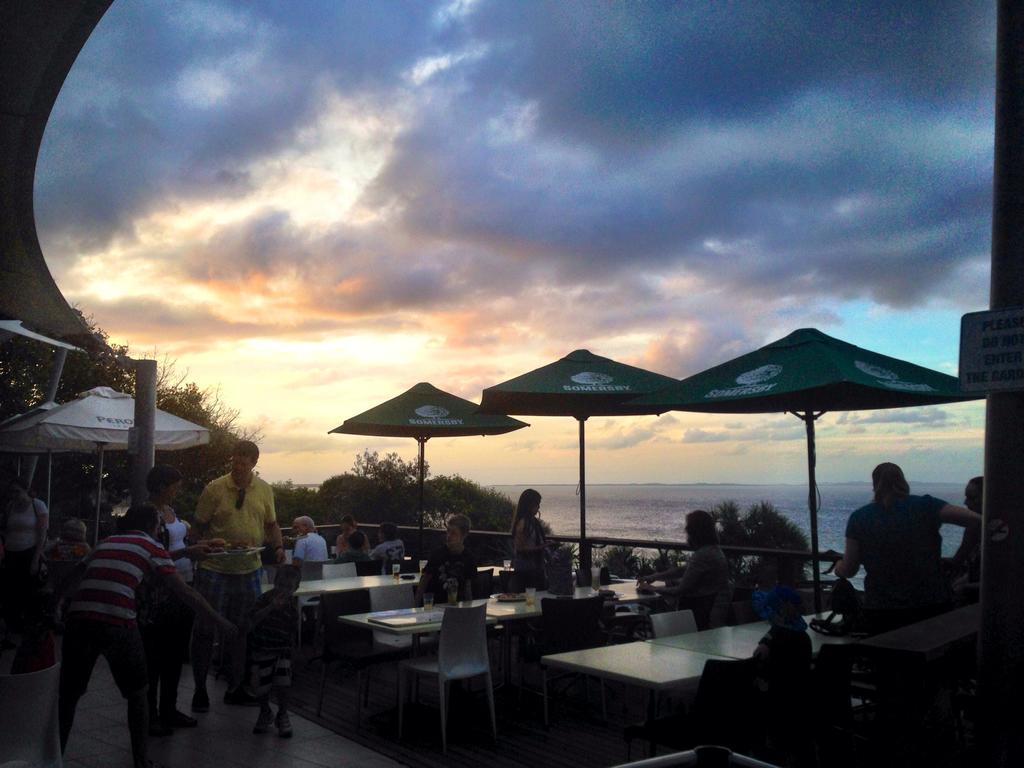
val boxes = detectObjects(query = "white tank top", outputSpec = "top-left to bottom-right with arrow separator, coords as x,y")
164,512 -> 193,582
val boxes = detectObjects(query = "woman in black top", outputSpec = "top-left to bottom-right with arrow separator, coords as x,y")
511,489 -> 547,589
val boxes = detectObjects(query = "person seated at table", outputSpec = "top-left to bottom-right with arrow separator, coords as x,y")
636,509 -> 731,609
416,514 -> 476,605
334,531 -> 372,564
369,522 -> 405,562
334,514 -> 369,557
511,488 -> 548,589
290,516 -> 328,565
832,462 -> 981,635
751,585 -> 813,765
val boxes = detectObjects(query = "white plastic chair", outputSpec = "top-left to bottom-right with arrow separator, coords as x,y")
397,603 -> 496,752
369,584 -> 416,650
323,562 -> 356,579
650,609 -> 698,638
0,662 -> 62,767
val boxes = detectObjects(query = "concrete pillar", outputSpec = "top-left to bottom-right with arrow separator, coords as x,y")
979,2 -> 1024,765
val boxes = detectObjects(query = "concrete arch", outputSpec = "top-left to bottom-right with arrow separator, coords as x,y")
0,0 -> 113,345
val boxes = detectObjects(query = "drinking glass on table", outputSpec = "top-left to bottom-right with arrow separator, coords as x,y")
503,559 -> 512,571
525,587 -> 536,607
423,592 -> 434,609
392,563 -> 401,582
419,559 -> 428,574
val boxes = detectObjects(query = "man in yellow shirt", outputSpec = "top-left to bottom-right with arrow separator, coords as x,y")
190,440 -> 284,711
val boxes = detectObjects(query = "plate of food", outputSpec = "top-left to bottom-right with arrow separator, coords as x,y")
202,539 -> 263,556
495,593 -> 527,602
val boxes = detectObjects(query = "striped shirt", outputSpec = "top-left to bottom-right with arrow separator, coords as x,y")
68,532 -> 176,627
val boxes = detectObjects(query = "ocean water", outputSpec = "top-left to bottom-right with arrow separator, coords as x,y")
489,482 -> 971,559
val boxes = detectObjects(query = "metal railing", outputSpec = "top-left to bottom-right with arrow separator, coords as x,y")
285,522 -> 840,586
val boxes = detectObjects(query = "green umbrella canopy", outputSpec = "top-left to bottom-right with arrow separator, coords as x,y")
631,328 -> 978,414
627,327 -> 981,613
330,382 -> 529,439
478,349 -> 679,417
330,383 -> 528,556
477,349 -> 677,572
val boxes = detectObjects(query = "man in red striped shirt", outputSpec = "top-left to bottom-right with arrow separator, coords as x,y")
59,503 -> 235,768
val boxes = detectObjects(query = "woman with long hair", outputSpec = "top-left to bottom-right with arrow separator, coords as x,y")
834,462 -> 981,634
510,488 -> 547,589
637,509 -> 731,610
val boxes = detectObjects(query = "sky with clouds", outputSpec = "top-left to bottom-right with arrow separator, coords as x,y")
35,0 -> 994,486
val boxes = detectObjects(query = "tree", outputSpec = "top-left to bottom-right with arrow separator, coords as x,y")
713,500 -> 809,587
1,314 -> 257,528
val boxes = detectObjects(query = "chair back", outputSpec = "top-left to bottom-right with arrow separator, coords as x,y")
438,603 -> 489,680
472,568 -> 494,599
323,562 -> 356,579
369,584 -> 416,649
0,662 -> 62,767
676,592 -> 718,631
320,590 -> 373,655
691,657 -> 763,752
355,559 -> 384,576
540,595 -> 605,654
300,560 -> 325,582
813,644 -> 855,729
650,609 -> 697,638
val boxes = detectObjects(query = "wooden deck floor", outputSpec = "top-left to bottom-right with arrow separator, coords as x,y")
287,642 -> 650,768
285,639 -> 980,768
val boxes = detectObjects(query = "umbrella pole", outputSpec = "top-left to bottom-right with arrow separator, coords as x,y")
578,417 -> 589,572
418,437 -> 426,557
94,444 -> 104,546
799,411 -> 824,613
47,450 -> 52,508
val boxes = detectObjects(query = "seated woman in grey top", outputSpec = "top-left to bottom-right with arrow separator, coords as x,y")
637,509 -> 731,607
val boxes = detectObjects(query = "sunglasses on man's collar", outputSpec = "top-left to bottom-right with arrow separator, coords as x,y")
235,488 -> 246,509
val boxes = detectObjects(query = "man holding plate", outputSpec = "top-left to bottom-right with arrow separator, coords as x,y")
190,440 -> 283,711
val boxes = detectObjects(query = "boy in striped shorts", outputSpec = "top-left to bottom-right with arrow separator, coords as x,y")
245,564 -> 300,737
59,504 -> 235,768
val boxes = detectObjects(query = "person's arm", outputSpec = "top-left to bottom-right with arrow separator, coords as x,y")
833,538 -> 861,579
941,503 -> 982,568
264,520 -> 285,564
158,569 -> 237,638
638,564 -> 685,586
32,501 -> 49,570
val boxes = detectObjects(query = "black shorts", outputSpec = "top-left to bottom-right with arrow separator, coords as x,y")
60,619 -> 148,699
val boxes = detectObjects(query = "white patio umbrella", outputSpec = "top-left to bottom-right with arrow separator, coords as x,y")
0,387 -> 210,542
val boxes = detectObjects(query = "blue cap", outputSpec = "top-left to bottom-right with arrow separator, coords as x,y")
752,585 -> 807,632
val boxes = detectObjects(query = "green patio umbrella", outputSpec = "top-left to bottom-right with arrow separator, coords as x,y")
628,328 -> 982,610
478,349 -> 679,570
329,382 -> 528,555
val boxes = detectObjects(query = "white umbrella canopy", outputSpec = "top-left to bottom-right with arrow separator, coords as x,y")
0,387 -> 210,543
0,386 -> 210,451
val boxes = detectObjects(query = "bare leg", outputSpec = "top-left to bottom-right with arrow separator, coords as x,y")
190,617 -> 214,695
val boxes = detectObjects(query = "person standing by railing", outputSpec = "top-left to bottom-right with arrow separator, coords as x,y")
833,462 -> 981,634
511,489 -> 547,590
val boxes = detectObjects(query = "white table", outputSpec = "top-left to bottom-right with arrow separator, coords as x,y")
542,641 -> 727,692
338,600 -> 497,654
647,614 -> 857,658
262,573 -> 420,597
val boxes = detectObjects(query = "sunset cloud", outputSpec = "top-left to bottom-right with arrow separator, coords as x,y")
32,1 -> 993,483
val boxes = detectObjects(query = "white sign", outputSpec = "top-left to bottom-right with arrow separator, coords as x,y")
960,306 -> 1024,393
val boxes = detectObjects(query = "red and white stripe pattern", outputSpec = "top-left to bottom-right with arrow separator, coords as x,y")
68,532 -> 176,627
